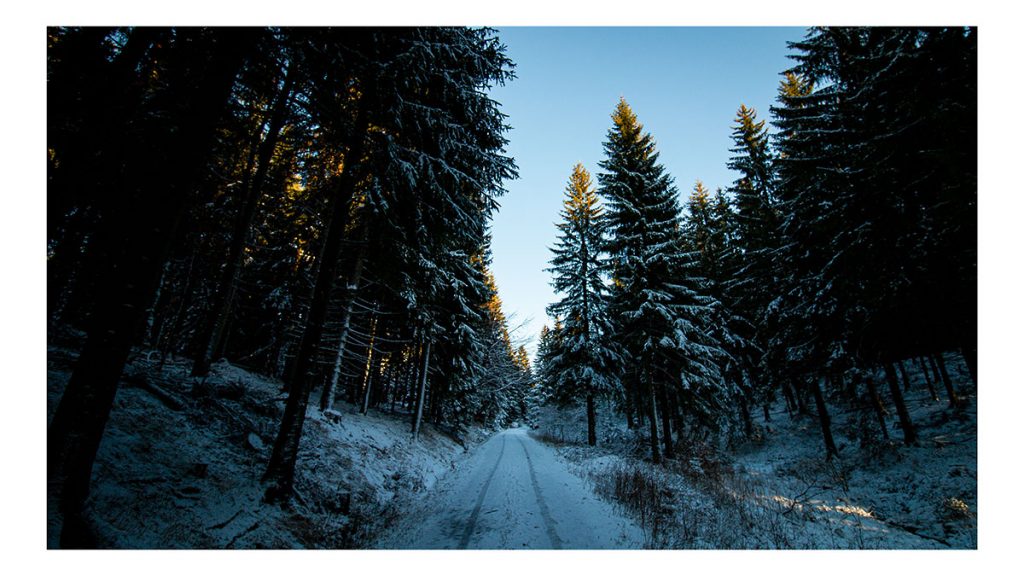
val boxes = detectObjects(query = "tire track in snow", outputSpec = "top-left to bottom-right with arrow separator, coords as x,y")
458,435 -> 507,549
517,435 -> 563,549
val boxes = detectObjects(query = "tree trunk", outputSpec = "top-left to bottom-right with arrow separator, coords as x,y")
738,390 -> 754,438
809,376 -> 838,459
320,234 -> 368,411
658,386 -> 674,459
883,363 -> 917,445
262,94 -> 372,503
674,404 -> 686,446
321,307 -> 353,413
48,30 -> 252,546
389,359 -> 400,413
917,357 -> 939,401
790,379 -> 809,416
864,375 -> 890,441
192,62 -> 295,377
960,344 -> 977,387
763,403 -> 771,423
927,354 -> 943,387
646,367 -> 661,465
359,313 -> 379,415
781,378 -> 797,415
845,371 -> 860,400
412,335 -> 432,440
934,353 -> 961,408
586,392 -> 597,447
897,360 -> 913,392
624,381 -> 636,430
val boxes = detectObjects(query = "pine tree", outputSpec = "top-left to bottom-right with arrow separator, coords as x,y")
545,163 -> 619,446
682,181 -> 756,437
263,27 -> 517,500
599,98 -> 725,462
721,104 -> 782,431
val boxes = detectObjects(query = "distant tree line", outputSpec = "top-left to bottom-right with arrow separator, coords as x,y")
534,27 -> 976,462
46,27 -> 531,546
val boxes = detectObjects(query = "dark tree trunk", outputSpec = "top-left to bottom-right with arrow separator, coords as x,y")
781,378 -> 797,415
864,375 -> 890,441
586,392 -> 597,447
624,390 -> 636,430
738,390 -> 754,438
917,356 -> 939,401
809,376 -> 838,459
262,97 -> 372,503
158,250 -> 200,369
845,371 -> 860,400
934,353 -> 961,408
960,344 -> 977,387
192,62 -> 295,377
883,363 -> 917,445
897,360 -> 913,392
48,30 -> 253,546
794,379 -> 809,416
427,374 -> 441,425
674,404 -> 686,446
927,354 -> 943,387
763,403 -> 771,423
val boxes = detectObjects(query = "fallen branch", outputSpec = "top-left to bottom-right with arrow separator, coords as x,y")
207,509 -> 244,531
226,519 -> 262,549
123,373 -> 185,411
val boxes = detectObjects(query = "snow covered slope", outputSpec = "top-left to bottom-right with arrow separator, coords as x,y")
47,344 -> 484,548
533,352 -> 977,549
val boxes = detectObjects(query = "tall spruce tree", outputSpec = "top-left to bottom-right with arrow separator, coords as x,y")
545,163 -> 619,446
682,182 -> 755,437
723,104 -> 781,428
599,98 -> 724,462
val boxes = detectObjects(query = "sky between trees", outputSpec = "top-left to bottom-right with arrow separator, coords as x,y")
488,26 -> 805,357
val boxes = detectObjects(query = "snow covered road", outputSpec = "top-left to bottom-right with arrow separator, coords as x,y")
379,428 -> 644,549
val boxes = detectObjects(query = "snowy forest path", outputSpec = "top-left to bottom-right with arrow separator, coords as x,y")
377,427 -> 644,549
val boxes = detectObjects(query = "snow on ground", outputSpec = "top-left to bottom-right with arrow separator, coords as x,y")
532,352 -> 977,549
47,340 -> 486,549
375,427 -> 644,549
46,334 -> 976,550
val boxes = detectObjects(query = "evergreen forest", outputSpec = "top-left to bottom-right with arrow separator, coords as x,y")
45,26 -> 978,552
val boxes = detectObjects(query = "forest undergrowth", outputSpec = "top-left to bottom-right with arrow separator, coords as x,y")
47,331 -> 486,548
533,353 -> 977,549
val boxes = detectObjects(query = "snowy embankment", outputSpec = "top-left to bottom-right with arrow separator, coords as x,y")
47,340 -> 484,548
532,352 -> 977,549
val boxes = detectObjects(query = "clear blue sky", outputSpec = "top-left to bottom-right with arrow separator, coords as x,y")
487,27 -> 806,358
